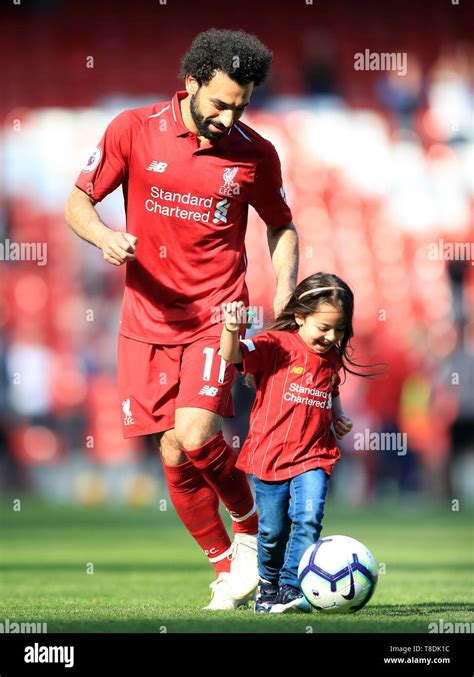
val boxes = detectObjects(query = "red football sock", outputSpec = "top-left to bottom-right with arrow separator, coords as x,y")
183,432 -> 258,536
162,459 -> 232,575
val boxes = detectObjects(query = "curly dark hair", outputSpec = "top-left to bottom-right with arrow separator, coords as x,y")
180,28 -> 272,87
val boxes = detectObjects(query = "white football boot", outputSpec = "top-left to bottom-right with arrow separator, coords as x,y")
229,533 -> 259,602
202,572 -> 236,611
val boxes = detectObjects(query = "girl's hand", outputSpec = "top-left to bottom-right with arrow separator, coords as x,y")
222,301 -> 246,331
334,415 -> 353,439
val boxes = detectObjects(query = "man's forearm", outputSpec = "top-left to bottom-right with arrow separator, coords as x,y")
332,395 -> 344,419
64,189 -> 112,249
267,222 -> 299,290
65,188 -> 138,266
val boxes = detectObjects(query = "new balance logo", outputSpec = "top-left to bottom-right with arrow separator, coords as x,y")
198,385 -> 219,397
146,161 -> 168,173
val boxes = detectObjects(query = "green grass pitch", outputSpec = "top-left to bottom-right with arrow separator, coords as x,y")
1,498 -> 473,633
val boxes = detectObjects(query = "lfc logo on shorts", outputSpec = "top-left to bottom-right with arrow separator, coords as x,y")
122,398 -> 135,425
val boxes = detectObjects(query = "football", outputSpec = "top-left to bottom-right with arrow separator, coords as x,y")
298,535 -> 378,613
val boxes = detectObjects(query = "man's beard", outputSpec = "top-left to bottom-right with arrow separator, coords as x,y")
190,93 -> 226,142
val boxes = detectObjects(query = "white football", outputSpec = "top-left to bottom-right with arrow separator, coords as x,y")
298,535 -> 378,613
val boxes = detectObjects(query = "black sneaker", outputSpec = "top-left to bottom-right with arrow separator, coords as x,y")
254,579 -> 279,613
269,584 -> 312,614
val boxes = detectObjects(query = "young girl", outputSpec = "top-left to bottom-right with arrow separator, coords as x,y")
220,272 -> 363,613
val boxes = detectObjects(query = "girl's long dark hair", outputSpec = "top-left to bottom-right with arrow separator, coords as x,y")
267,272 -> 385,380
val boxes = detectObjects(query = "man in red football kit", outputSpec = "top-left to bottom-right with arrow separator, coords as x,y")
65,29 -> 298,610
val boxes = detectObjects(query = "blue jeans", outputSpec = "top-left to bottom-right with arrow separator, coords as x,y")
252,469 -> 328,589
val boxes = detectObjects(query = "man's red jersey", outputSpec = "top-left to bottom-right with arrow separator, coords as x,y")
236,330 -> 343,481
75,91 -> 292,345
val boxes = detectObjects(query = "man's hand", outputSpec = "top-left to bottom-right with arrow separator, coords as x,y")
334,415 -> 353,440
100,232 -> 138,266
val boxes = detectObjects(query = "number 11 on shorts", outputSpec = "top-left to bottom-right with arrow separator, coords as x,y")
202,347 -> 227,384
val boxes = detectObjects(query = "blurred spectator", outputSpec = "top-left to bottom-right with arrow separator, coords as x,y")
6,329 -> 54,423
427,43 -> 474,144
359,330 -> 421,496
434,323 -> 474,502
376,55 -> 425,130
300,30 -> 340,97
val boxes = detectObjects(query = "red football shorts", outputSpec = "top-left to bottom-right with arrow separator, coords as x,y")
117,333 -> 238,438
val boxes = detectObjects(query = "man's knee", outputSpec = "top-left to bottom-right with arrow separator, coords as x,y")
155,430 -> 187,466
174,411 -> 222,451
175,430 -> 217,452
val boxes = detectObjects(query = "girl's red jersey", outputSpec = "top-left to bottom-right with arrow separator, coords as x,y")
236,330 -> 343,481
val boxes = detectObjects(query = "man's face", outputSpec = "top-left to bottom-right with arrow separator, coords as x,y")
187,71 -> 254,141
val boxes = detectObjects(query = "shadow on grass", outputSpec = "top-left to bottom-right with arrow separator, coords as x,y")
369,602 -> 474,615
38,616 -> 440,634
2,562 -> 473,574
0,562 -> 205,573
386,563 -> 474,572
10,603 -> 472,634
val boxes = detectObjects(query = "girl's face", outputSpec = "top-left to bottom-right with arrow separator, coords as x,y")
295,302 -> 346,354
